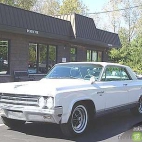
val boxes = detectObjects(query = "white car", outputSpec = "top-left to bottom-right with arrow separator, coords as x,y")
0,62 -> 142,137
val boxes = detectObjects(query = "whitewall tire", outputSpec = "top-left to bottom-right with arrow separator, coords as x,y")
60,103 -> 88,137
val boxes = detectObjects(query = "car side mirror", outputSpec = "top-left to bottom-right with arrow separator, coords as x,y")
90,76 -> 96,84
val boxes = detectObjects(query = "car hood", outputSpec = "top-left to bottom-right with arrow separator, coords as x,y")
0,78 -> 92,97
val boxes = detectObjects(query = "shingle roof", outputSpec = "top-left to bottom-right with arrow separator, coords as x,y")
0,3 -> 73,40
74,14 -> 99,41
0,3 -> 121,48
97,29 -> 121,48
55,14 -> 121,48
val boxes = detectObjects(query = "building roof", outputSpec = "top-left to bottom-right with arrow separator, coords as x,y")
0,3 -> 73,40
97,29 -> 121,48
0,3 -> 121,48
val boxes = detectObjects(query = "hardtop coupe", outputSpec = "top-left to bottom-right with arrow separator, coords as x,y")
0,62 -> 142,137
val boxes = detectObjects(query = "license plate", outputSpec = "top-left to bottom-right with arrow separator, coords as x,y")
8,111 -> 24,120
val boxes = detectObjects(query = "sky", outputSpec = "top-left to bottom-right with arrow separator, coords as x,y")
82,0 -> 109,13
82,0 -> 110,30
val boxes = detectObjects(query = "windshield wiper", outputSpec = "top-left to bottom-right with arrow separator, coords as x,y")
68,76 -> 79,79
48,76 -> 80,79
48,77 -> 63,79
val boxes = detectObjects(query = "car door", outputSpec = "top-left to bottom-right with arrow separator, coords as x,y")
90,83 -> 106,113
98,65 -> 129,110
127,80 -> 142,104
114,67 -> 142,105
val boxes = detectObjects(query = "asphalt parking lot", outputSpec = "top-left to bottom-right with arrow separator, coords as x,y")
0,110 -> 142,142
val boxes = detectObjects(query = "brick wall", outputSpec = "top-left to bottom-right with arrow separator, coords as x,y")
57,45 -> 70,63
0,32 -> 29,82
0,31 -> 108,83
77,46 -> 87,62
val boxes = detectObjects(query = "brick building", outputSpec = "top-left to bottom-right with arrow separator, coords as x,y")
0,3 -> 121,83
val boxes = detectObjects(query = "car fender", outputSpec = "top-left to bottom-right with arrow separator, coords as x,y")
61,96 -> 95,123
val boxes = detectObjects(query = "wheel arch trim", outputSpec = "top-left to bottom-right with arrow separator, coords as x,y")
61,97 -> 96,123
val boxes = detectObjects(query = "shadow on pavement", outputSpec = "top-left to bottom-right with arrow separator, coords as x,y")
7,110 -> 142,142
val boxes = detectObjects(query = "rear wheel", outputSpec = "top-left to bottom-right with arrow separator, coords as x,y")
1,116 -> 25,129
130,97 -> 142,115
60,103 -> 88,137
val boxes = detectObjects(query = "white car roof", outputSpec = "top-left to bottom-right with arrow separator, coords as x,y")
57,62 -> 128,68
56,62 -> 137,80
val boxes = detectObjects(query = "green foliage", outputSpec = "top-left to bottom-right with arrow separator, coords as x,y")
118,28 -> 130,48
59,0 -> 88,15
0,0 -> 14,5
0,41 -> 8,60
29,44 -> 36,63
39,0 -> 60,15
0,0 -> 88,16
39,44 -> 47,63
109,34 -> 142,73
107,0 -> 142,74
49,45 -> 56,62
0,0 -> 37,10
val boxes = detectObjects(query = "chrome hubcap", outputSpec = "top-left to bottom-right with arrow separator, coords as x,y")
139,101 -> 142,113
71,105 -> 88,134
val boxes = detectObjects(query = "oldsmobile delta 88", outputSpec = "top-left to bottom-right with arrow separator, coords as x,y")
0,62 -> 142,137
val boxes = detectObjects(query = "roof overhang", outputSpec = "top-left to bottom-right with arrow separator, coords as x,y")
71,37 -> 121,48
0,24 -> 71,41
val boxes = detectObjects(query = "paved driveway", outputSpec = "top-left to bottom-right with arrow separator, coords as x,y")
0,110 -> 142,142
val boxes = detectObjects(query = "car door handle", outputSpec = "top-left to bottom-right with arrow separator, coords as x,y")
123,84 -> 127,86
97,91 -> 104,94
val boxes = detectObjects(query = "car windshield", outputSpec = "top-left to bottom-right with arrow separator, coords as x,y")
45,63 -> 103,80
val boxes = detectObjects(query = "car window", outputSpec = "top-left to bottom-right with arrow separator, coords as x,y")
101,66 -> 131,81
45,64 -> 103,80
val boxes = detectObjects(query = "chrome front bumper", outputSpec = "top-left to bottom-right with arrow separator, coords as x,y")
0,105 -> 63,124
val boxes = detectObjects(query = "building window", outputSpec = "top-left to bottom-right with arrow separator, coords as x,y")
29,43 -> 37,74
39,44 -> 48,73
49,45 -> 56,69
87,50 -> 91,61
0,40 -> 9,75
70,47 -> 77,61
28,43 -> 57,74
92,51 -> 97,61
98,51 -> 102,61
87,50 -> 103,62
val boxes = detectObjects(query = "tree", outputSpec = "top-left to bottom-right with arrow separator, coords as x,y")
135,14 -> 142,35
118,27 -> 130,48
102,0 -> 122,33
106,0 -> 142,73
109,33 -> 142,73
38,0 -> 60,16
109,48 -> 121,63
59,0 -> 88,15
0,0 -> 37,10
130,35 -> 142,73
120,0 -> 140,42
0,0 -> 14,5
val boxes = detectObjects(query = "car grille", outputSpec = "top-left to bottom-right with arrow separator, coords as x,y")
0,93 -> 39,107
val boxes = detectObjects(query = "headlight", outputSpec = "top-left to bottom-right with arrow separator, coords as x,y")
46,97 -> 54,109
38,97 -> 45,108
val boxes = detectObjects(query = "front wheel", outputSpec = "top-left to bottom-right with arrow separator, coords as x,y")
1,116 -> 25,129
60,103 -> 88,137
